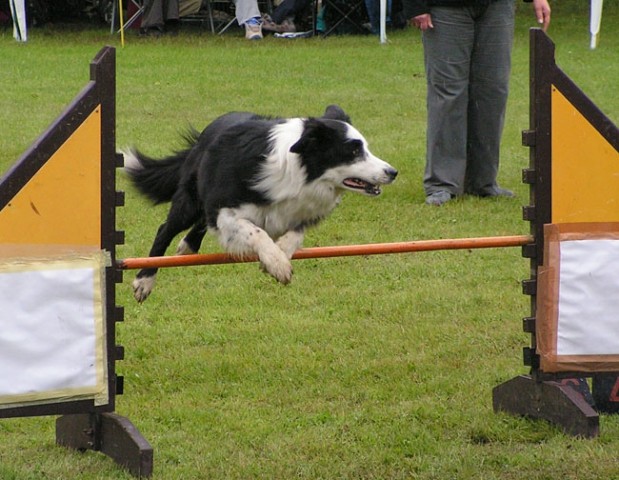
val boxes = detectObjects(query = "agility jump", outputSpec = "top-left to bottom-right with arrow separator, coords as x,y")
0,28 -> 618,478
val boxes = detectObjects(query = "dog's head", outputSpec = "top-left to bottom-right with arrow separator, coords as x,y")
290,108 -> 397,196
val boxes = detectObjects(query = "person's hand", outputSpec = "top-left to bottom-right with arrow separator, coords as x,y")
533,0 -> 551,31
411,13 -> 433,30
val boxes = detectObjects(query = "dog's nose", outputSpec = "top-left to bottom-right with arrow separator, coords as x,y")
385,167 -> 398,181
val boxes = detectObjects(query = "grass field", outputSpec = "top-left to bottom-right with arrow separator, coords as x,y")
1,2 -> 618,478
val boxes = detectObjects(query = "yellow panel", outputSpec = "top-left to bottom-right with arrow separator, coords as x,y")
0,106 -> 101,246
551,88 -> 619,223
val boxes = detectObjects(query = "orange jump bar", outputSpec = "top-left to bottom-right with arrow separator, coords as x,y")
118,235 -> 533,270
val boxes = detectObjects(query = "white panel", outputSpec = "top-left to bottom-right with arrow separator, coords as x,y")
0,255 -> 106,407
557,239 -> 619,355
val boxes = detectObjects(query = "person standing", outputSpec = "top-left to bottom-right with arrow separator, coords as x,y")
403,0 -> 551,206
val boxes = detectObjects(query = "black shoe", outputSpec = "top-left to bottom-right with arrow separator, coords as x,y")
425,190 -> 453,206
468,186 -> 515,198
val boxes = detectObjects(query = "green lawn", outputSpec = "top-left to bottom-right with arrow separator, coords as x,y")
1,3 -> 618,478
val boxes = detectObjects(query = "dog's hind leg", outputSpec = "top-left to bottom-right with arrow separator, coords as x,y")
216,209 -> 293,284
133,197 -> 201,303
176,221 -> 207,255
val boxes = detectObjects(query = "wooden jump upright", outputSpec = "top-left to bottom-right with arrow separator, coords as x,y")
0,47 -> 152,477
493,29 -> 619,437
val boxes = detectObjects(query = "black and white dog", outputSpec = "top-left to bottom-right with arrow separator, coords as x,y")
124,105 -> 397,303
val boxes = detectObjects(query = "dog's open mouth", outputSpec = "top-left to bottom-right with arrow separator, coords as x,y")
343,178 -> 382,196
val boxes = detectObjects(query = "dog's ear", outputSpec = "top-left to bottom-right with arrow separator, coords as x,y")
290,119 -> 334,154
321,105 -> 351,124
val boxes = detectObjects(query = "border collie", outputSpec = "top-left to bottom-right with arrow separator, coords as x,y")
124,105 -> 397,303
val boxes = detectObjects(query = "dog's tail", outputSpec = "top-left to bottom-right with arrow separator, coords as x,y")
123,130 -> 199,204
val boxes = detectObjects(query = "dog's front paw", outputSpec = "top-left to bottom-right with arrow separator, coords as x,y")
132,276 -> 156,303
259,250 -> 293,285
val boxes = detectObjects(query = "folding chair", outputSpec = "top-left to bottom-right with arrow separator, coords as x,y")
216,4 -> 238,35
318,0 -> 368,36
110,0 -> 144,34
177,0 -> 240,34
180,1 -> 220,33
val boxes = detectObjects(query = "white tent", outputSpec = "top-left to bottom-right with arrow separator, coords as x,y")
9,0 -> 27,42
590,0 -> 604,49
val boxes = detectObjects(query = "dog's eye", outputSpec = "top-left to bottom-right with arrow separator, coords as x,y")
347,139 -> 363,159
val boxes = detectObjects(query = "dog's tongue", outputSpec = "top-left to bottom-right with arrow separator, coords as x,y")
343,178 -> 381,195
343,178 -> 368,189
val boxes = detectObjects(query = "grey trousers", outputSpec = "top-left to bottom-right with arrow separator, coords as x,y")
422,0 -> 515,196
232,0 -> 261,25
141,0 -> 179,30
